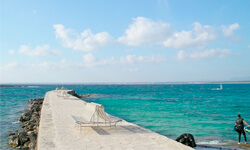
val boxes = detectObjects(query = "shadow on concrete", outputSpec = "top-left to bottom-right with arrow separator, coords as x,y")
91,126 -> 110,135
88,125 -> 152,135
120,125 -> 151,133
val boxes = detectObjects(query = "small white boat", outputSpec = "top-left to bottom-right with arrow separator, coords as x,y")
212,84 -> 223,90
216,84 -> 223,90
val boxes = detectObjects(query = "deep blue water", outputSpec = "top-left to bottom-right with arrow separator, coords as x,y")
0,84 -> 250,149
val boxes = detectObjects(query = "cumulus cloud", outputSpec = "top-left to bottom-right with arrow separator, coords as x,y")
222,23 -> 240,37
53,24 -> 113,51
18,45 -> 60,56
53,18 -> 238,51
177,49 -> 231,61
163,22 -> 217,49
118,17 -> 171,46
118,18 -> 218,49
81,53 -> 166,67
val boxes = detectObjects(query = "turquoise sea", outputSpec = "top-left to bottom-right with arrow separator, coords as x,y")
0,84 -> 250,149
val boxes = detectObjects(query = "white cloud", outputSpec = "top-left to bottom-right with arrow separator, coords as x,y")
222,23 -> 240,37
177,49 -> 231,61
82,53 -> 116,67
81,53 -> 166,67
119,55 -> 166,64
53,24 -> 113,51
118,18 -> 218,49
118,17 -> 171,46
18,45 -> 60,56
248,45 -> 250,49
53,18 -> 238,52
163,22 -> 217,49
1,54 -> 165,71
1,59 -> 75,71
36,59 -> 73,70
0,62 -> 19,70
9,50 -> 15,54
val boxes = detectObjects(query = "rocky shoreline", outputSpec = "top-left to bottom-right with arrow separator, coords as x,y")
7,90 -> 91,149
8,98 -> 44,149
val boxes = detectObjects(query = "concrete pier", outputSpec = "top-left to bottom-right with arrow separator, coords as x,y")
37,90 -> 193,150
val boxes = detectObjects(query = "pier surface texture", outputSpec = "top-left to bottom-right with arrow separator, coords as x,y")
37,90 -> 193,150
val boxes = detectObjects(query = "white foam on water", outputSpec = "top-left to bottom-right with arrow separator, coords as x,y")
197,140 -> 227,145
27,86 -> 40,88
11,121 -> 20,124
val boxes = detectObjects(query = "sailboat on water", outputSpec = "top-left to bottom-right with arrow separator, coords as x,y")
217,84 -> 223,90
212,84 -> 223,90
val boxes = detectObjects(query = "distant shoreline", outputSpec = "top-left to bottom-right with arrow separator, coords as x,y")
1,81 -> 250,86
0,85 -> 20,87
0,85 -> 29,87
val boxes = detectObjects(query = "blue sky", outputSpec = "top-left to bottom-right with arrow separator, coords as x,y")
1,0 -> 250,83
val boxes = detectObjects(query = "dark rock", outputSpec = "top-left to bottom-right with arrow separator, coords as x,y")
82,94 -> 95,98
22,141 -> 31,149
68,90 -> 83,98
21,124 -> 26,128
19,112 -> 31,122
8,132 -> 16,136
29,123 -> 35,129
26,131 -> 34,135
8,136 -> 19,147
24,112 -> 31,117
8,97 -> 44,149
29,133 -> 37,144
18,131 -> 29,145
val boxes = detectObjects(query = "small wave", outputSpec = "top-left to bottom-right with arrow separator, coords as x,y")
197,140 -> 227,145
27,86 -> 40,88
211,88 -> 222,91
11,121 -> 20,124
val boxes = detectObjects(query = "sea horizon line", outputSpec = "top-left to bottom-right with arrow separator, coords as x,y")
1,80 -> 250,86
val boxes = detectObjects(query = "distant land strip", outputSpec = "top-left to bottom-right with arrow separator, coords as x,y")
0,81 -> 250,87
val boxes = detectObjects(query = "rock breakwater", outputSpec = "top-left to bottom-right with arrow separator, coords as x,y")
67,90 -> 94,98
8,98 -> 44,149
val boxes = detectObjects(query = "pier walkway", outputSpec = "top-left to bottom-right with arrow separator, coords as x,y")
37,90 -> 193,150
